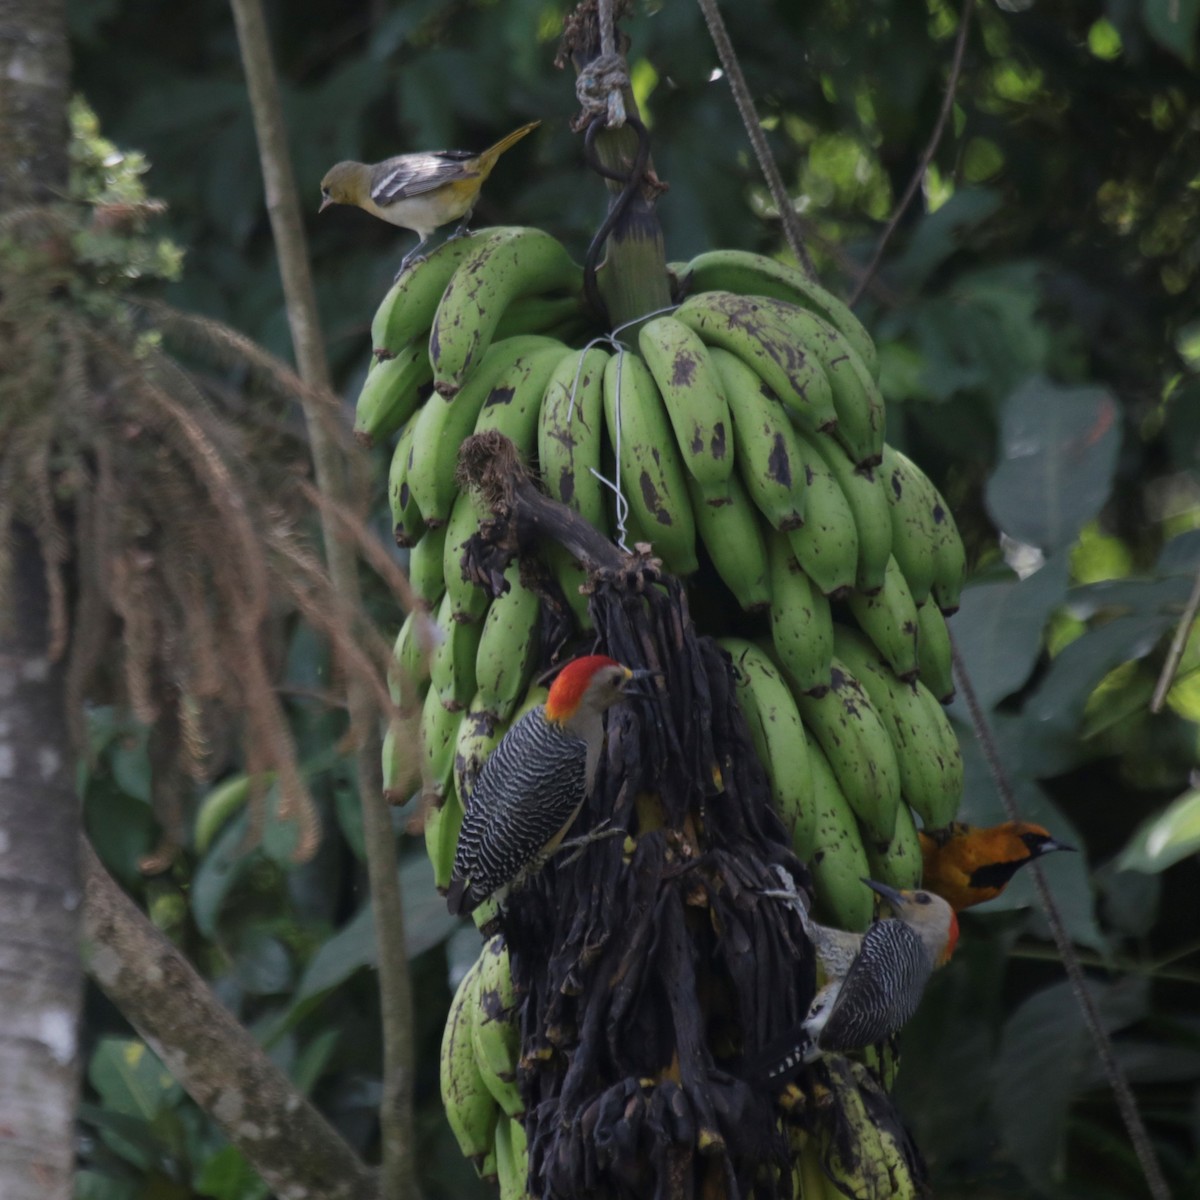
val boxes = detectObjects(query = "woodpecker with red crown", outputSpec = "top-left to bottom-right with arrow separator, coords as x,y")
446,654 -> 652,916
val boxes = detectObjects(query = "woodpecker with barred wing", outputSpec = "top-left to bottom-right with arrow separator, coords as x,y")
446,654 -> 652,917
749,879 -> 958,1082
919,821 -> 1075,912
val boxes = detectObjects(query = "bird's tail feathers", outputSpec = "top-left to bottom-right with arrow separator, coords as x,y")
479,121 -> 542,168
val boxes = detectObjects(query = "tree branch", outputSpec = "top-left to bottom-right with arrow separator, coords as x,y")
226,2 -> 418,1195
849,0 -> 974,307
80,838 -> 379,1200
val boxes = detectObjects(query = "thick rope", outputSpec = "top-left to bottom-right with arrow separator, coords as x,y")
951,633 -> 1172,1200
694,0 -> 814,279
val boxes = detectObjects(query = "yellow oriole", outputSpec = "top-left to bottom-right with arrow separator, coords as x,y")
918,821 -> 1075,912
319,121 -> 541,274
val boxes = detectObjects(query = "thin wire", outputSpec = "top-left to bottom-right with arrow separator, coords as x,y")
950,632 -> 1173,1200
849,0 -> 974,307
694,0 -> 815,279
1150,563 -> 1200,712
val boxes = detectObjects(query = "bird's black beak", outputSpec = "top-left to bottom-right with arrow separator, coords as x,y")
1040,838 -> 1076,855
622,668 -> 662,701
861,878 -> 907,910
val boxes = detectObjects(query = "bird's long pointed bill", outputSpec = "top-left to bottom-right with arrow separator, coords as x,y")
318,197 -> 333,213
1043,839 -> 1076,854
861,878 -> 907,909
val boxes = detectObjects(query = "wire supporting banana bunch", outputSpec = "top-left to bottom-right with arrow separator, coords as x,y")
439,935 -> 528,1190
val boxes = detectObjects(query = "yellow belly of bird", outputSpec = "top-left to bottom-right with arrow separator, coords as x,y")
361,181 -> 478,238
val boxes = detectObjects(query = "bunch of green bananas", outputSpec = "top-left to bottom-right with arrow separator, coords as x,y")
439,933 -> 529,1193
361,229 -> 969,1188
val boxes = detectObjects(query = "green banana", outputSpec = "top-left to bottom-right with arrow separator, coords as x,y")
430,228 -> 582,394
474,562 -> 541,722
674,290 -> 838,435
420,682 -> 463,803
719,638 -> 815,858
353,340 -> 433,448
537,345 -> 610,528
547,543 -> 595,632
783,437 -> 858,598
909,682 -> 964,828
193,773 -> 254,854
803,731 -> 874,932
845,554 -> 921,681
831,626 -> 963,831
439,953 -> 499,1166
795,657 -> 901,845
822,1066 -> 895,1200
681,248 -> 879,381
382,719 -> 417,800
879,443 -> 937,606
493,293 -> 587,342
471,936 -> 524,1118
388,418 -> 425,547
687,471 -> 771,613
430,592 -> 484,711
795,429 -> 892,594
442,491 -> 489,623
372,231 -> 516,357
916,600 -> 955,703
494,1113 -> 529,1200
425,780 -> 465,890
767,531 -> 833,695
601,350 -> 698,576
454,698 -> 505,808
866,800 -> 923,891
637,314 -> 734,486
408,335 -> 563,525
407,524 -> 448,610
474,342 -> 573,460
389,608 -> 431,706
763,298 -> 885,468
708,346 -> 806,531
887,448 -> 966,614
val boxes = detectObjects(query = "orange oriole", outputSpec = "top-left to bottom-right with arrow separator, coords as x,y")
318,121 -> 540,274
918,821 -> 1075,912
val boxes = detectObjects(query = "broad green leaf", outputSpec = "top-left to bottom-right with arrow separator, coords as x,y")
1143,0 -> 1200,62
985,377 -> 1121,554
231,929 -> 294,996
947,554 -> 1071,714
1157,528 -> 1200,575
75,1169 -> 139,1200
992,978 -> 1147,1191
292,855 -> 458,1005
195,1145 -> 268,1200
190,812 -> 256,939
88,1037 -> 177,1121
1117,787 -> 1200,873
1024,612 -> 1176,738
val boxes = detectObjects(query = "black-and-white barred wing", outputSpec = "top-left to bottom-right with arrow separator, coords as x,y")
451,709 -> 588,904
817,920 -> 934,1053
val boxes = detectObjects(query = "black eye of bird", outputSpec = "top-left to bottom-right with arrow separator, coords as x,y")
916,893 -> 931,905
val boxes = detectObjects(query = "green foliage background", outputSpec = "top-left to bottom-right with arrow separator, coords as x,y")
68,1 -> 1200,1197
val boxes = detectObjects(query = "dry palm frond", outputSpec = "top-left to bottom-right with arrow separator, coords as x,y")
0,189 -> 415,866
